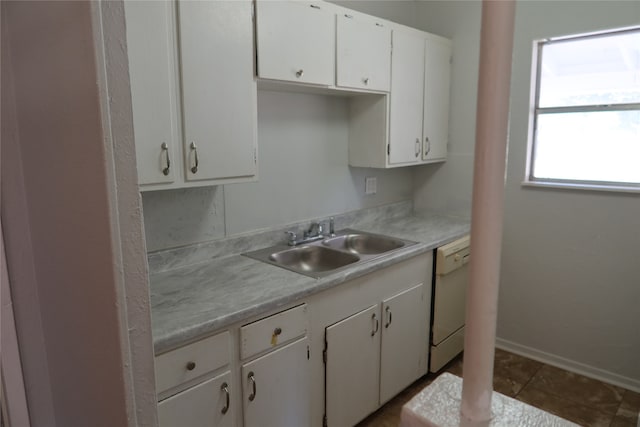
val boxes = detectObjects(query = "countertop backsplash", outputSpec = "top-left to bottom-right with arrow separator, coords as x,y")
147,200 -> 414,274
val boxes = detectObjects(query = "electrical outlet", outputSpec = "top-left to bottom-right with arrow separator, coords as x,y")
365,177 -> 377,195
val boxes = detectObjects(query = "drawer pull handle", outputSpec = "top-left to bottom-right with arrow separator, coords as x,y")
415,138 -> 421,157
296,69 -> 304,78
371,313 -> 379,336
221,382 -> 230,414
385,305 -> 392,328
248,371 -> 257,401
186,361 -> 196,371
274,327 -> 282,336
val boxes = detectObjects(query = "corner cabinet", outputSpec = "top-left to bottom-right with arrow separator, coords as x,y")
125,0 -> 257,190
348,28 -> 452,168
387,29 -> 452,166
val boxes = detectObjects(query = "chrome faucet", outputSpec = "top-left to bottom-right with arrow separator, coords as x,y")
285,221 -> 328,246
304,222 -> 323,239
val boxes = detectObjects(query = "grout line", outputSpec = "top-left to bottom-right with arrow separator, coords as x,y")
515,361 -> 544,398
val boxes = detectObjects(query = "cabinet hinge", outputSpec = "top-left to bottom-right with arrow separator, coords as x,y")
323,414 -> 328,427
387,144 -> 390,156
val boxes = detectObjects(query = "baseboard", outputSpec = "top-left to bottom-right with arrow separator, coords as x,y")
496,338 -> 640,393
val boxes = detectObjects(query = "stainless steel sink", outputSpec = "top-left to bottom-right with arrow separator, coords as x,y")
268,245 -> 359,273
244,229 -> 417,278
322,233 -> 406,255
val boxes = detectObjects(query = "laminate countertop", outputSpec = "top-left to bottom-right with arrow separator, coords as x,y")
150,212 -> 470,354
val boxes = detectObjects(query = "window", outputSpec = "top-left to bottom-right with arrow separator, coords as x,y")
527,28 -> 640,191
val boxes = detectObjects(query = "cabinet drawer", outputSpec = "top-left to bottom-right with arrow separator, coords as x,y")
158,370 -> 234,427
155,331 -> 230,394
240,304 -> 308,360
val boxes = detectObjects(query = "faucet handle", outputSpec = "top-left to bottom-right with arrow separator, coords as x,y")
285,231 -> 297,246
329,217 -> 335,236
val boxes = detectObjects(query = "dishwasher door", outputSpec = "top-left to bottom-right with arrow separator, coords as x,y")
430,235 -> 469,372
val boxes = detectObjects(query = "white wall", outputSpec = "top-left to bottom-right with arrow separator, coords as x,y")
142,3 -> 419,251
412,1 -> 481,218
415,0 -> 640,389
500,0 -> 640,389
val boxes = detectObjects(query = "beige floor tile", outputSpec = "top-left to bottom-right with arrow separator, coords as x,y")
516,385 -> 614,427
526,364 -> 625,415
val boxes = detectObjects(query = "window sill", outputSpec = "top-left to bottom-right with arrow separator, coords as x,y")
521,180 -> 640,194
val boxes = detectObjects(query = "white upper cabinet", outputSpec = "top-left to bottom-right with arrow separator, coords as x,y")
125,1 -> 179,186
388,30 -> 426,165
178,1 -> 257,182
125,0 -> 257,190
336,13 -> 391,92
422,36 -> 451,163
348,28 -> 452,169
256,1 -> 335,86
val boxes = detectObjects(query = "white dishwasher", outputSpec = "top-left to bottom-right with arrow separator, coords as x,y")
429,235 -> 470,372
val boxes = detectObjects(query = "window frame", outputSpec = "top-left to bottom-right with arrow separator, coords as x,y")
525,27 -> 640,193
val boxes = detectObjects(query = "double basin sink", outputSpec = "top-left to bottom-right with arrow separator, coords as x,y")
244,229 -> 417,278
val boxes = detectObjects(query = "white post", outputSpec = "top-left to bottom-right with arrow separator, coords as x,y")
461,0 -> 516,424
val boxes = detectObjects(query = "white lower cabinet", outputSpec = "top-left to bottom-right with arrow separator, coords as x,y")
325,282 -> 429,426
380,284 -> 429,404
154,255 -> 432,427
325,305 -> 380,427
155,331 -> 233,427
242,337 -> 310,427
158,371 -> 234,427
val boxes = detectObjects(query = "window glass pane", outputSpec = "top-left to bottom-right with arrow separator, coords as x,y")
533,110 -> 640,183
539,30 -> 640,107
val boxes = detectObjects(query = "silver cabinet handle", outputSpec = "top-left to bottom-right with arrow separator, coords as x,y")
161,142 -> 170,176
424,137 -> 431,156
221,382 -> 230,414
363,77 -> 370,85
248,371 -> 256,401
385,305 -> 392,328
371,313 -> 379,336
296,69 -> 304,78
415,138 -> 421,157
189,142 -> 199,174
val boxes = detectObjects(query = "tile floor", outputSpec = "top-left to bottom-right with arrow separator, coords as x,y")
357,349 -> 640,427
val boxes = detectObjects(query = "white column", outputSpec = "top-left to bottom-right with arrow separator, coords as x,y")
461,0 -> 516,423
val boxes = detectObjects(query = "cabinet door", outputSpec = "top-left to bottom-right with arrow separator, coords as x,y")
179,1 -> 257,182
422,37 -> 451,163
336,14 -> 391,92
326,305 -> 381,427
242,337 -> 310,427
124,0 -> 179,185
380,283 -> 429,404
388,30 -> 425,165
158,371 -> 234,427
256,1 -> 335,86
